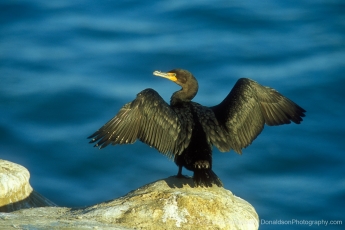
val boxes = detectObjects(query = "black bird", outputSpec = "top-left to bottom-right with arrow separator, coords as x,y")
88,69 -> 305,187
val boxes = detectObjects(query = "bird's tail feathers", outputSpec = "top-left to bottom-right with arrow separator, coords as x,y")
193,169 -> 223,187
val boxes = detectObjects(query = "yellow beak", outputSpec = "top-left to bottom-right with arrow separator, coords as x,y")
153,71 -> 177,82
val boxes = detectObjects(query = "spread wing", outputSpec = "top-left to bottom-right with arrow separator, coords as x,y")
88,88 -> 188,157
211,78 -> 306,154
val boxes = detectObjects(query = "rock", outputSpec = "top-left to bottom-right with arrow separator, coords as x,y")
76,176 -> 259,230
0,160 -> 259,229
0,207 -> 131,230
0,159 -> 56,212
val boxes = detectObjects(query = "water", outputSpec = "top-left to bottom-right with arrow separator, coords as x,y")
1,0 -> 344,229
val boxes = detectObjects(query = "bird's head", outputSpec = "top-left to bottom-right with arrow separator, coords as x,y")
153,69 -> 199,104
153,69 -> 198,89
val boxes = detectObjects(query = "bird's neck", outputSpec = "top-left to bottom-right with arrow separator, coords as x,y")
170,82 -> 198,106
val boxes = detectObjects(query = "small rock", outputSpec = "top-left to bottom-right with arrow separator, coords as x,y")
0,159 -> 56,212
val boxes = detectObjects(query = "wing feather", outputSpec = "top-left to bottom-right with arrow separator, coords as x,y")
88,88 -> 186,156
211,78 -> 306,153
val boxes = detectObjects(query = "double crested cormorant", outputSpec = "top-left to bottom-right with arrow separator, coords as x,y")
88,69 -> 306,187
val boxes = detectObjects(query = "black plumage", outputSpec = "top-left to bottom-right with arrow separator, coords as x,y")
88,69 -> 306,187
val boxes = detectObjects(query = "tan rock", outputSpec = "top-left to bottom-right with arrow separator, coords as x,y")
76,176 -> 259,230
0,159 -> 56,212
0,160 -> 259,229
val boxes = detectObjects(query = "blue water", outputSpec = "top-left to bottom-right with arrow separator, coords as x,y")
1,0 -> 344,229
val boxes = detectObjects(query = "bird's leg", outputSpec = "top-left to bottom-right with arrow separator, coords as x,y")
176,165 -> 190,179
176,165 -> 183,177
176,166 -> 190,179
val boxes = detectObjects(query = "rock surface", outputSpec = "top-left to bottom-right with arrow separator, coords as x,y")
0,159 -> 56,212
0,160 -> 259,229
76,177 -> 259,229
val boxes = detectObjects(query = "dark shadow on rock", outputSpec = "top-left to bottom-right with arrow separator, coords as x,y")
0,190 -> 56,212
163,175 -> 196,188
